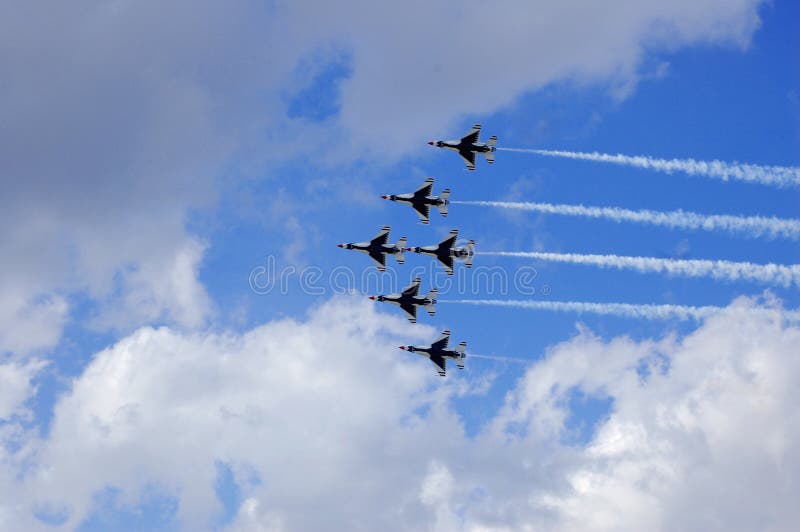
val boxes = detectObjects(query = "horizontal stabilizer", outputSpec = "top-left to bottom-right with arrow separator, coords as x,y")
484,151 -> 495,164
394,237 -> 407,265
456,341 -> 466,369
486,135 -> 497,147
425,288 -> 437,316
465,241 -> 475,268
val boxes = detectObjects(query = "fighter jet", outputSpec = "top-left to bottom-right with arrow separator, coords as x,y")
398,329 -> 467,377
338,225 -> 407,272
381,177 -> 450,225
406,229 -> 474,275
428,123 -> 497,171
369,277 -> 437,323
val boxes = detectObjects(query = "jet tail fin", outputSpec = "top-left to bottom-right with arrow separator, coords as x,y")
455,341 -> 467,369
484,151 -> 495,164
425,288 -> 437,316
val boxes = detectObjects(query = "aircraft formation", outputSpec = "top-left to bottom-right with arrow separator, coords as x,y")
339,124 -> 494,376
338,118 -> 800,372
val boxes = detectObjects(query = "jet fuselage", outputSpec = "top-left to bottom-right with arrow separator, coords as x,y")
373,293 -> 436,308
341,241 -> 400,255
385,193 -> 447,208
411,244 -> 473,261
433,139 -> 495,154
400,344 -> 465,369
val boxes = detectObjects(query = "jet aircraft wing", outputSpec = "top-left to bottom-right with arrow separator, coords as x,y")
400,303 -> 418,323
438,229 -> 459,250
401,277 -> 421,297
370,226 -> 391,247
429,354 -> 447,377
439,255 -> 455,275
458,150 -> 476,171
412,203 -> 431,224
431,329 -> 451,350
460,124 -> 481,145
368,250 -> 387,271
414,178 -> 434,198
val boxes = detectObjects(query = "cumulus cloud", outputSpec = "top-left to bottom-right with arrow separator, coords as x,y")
21,298 -> 440,530
0,358 -> 45,421
0,296 -> 796,530
282,0 -> 764,152
0,293 -> 68,355
469,297 -> 800,531
88,237 -> 213,331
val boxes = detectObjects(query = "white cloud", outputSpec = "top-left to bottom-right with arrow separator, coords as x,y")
0,0 -> 286,351
281,0 -> 764,153
23,298 -> 439,530
0,358 -> 45,421
0,296 -> 796,530
475,297 -> 800,531
0,293 -> 68,356
88,237 -> 213,331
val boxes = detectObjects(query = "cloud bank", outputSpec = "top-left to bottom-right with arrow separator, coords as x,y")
0,296 -> 797,530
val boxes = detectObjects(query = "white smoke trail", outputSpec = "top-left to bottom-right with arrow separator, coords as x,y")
453,200 -> 800,240
443,299 -> 800,322
497,147 -> 800,188
469,353 -> 530,364
480,251 -> 800,287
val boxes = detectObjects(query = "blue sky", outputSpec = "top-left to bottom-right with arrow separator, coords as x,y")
1,1 -> 799,530
213,0 -> 797,397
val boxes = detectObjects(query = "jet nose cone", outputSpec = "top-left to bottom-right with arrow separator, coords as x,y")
381,195 -> 388,200
398,346 -> 406,350
427,141 -> 435,146
368,296 -> 375,300
337,243 -> 344,248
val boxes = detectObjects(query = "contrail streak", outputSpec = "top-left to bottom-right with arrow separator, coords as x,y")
497,147 -> 800,188
480,251 -> 800,287
453,200 -> 800,240
469,353 -> 530,364
443,299 -> 800,322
